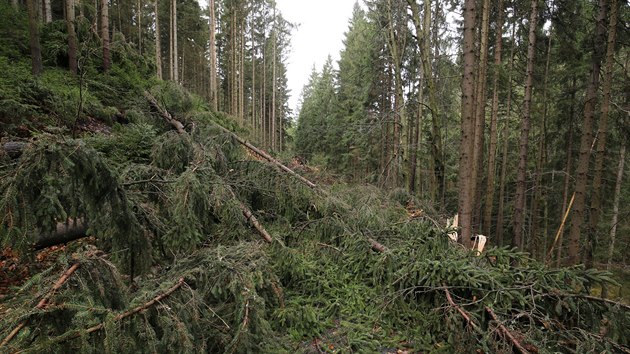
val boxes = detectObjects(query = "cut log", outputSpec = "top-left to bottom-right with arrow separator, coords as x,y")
2,141 -> 29,158
34,218 -> 88,250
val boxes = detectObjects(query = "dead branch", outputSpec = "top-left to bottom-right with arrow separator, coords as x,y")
239,202 -> 272,243
443,287 -> 482,334
12,278 -> 185,353
144,91 -> 186,134
213,124 -> 318,189
1,263 -> 80,347
84,277 -> 185,335
485,306 -> 530,354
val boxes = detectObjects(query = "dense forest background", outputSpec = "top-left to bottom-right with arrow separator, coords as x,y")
1,0 -> 629,352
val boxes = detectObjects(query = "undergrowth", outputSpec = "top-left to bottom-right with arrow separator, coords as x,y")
1,73 -> 628,353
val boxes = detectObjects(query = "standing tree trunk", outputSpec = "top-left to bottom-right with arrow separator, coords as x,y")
458,0 -> 476,249
512,0 -> 539,250
567,0 -> 608,266
407,0 -> 444,200
585,0 -> 618,269
172,0 -> 178,83
44,0 -> 52,22
66,0 -> 78,75
137,0 -> 142,54
26,0 -> 43,76
154,0 -> 162,79
271,23 -> 277,150
529,19 -> 554,258
602,144 -> 625,298
495,22 -> 516,247
101,0 -> 110,72
208,0 -> 217,110
471,0 -> 491,232
482,0 -> 504,237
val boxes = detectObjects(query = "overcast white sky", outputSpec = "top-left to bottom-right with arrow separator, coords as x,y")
198,0 -> 358,116
276,0 -> 358,114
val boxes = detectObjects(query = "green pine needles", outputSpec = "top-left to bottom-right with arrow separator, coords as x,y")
1,82 -> 629,353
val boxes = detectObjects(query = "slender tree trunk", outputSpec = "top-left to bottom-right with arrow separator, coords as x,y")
529,20 -> 554,258
66,0 -> 78,75
567,0 -> 608,266
512,0 -> 539,250
137,0 -> 142,54
172,0 -> 178,83
482,0 -> 504,237
271,25 -> 277,150
408,0 -> 443,198
471,0 -> 491,232
208,0 -> 217,110
27,0 -> 43,76
458,0 -> 476,249
44,0 -> 52,22
154,0 -> 162,79
495,22 -> 516,247
585,0 -> 618,269
602,144 -> 625,298
101,0 -> 110,72
556,97 -> 575,267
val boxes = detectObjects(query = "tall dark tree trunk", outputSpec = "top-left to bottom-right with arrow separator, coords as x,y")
209,0 -> 217,110
513,0 -> 539,250
529,20 -> 554,258
555,94 -> 576,266
495,22 -> 516,247
66,0 -> 78,75
482,0 -> 504,237
26,0 -> 43,76
458,0 -> 476,249
567,0 -> 608,265
471,0 -> 490,232
101,0 -> 111,72
154,0 -> 162,79
585,0 -> 618,269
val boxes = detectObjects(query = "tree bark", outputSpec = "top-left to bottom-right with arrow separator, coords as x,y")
101,0 -> 110,72
512,0 -> 538,250
26,0 -> 43,76
471,0 -> 491,232
529,21 -> 553,258
457,0 -> 476,249
602,144 -> 625,297
208,0 -> 217,110
495,22 -> 516,247
154,0 -> 162,79
556,81 -> 576,266
482,0 -> 504,237
44,0 -> 52,22
172,0 -> 178,83
585,0 -> 618,269
567,0 -> 608,265
66,0 -> 78,75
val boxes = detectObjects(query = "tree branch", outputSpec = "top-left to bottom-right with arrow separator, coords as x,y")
1,263 -> 80,347
485,306 -> 530,354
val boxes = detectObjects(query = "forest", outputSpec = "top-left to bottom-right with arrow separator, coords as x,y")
0,0 -> 629,353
